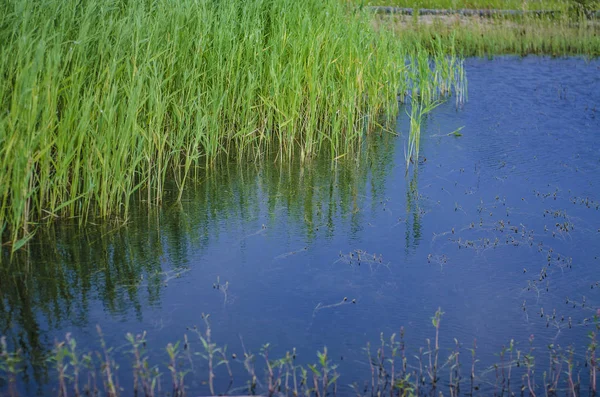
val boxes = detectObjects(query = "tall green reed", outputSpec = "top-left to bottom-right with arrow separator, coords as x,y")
0,0 -> 462,250
403,40 -> 465,173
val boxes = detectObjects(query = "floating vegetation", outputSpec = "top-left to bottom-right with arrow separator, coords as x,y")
274,246 -> 308,261
569,195 -> 600,210
240,224 -> 267,242
212,276 -> 230,306
161,268 -> 190,287
312,297 -> 356,319
427,253 -> 450,269
335,249 -> 391,272
426,169 -> 599,367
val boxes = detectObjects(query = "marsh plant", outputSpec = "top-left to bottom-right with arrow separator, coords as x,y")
0,0 -> 465,251
405,99 -> 441,173
3,309 -> 598,396
568,0 -> 600,18
402,43 -> 466,173
0,336 -> 22,397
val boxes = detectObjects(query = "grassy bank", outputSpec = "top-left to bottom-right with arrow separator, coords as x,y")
363,0 -> 600,57
376,13 -> 600,57
0,0 -> 463,249
362,0 -> 596,12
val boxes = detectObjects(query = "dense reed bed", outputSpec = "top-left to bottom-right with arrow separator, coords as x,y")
0,0 -> 463,250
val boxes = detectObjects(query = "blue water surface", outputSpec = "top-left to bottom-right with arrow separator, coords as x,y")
1,56 -> 599,396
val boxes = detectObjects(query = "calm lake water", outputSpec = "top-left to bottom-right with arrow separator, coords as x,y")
1,57 -> 599,396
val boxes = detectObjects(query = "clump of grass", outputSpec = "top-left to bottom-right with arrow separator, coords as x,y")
405,99 -> 441,173
401,41 -> 466,173
0,0 -> 463,250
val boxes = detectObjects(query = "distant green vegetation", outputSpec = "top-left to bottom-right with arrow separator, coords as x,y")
366,0 -> 600,58
362,0 -> 595,11
0,0 -> 463,249
363,0 -> 600,58
377,13 -> 600,57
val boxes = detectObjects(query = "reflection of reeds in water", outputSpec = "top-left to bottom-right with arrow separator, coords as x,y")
0,140 -> 403,382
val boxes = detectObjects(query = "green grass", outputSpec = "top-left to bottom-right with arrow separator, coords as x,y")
376,13 -> 600,57
0,0 -> 464,249
363,0 -> 600,58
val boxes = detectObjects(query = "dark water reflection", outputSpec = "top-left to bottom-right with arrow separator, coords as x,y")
1,56 -> 600,396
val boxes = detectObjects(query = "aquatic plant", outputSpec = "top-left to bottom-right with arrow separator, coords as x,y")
405,99 -> 441,173
126,331 -> 161,397
2,308 -> 600,396
0,336 -> 23,397
400,40 -> 465,174
189,314 -> 232,396
0,0 -> 464,250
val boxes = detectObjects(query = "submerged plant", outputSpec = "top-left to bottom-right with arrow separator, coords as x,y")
0,337 -> 23,397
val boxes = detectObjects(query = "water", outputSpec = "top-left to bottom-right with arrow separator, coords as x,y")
1,56 -> 599,396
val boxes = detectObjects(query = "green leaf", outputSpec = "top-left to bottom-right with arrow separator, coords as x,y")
328,374 -> 340,386
200,337 -> 208,351
448,126 -> 465,137
12,232 -> 35,253
307,364 -> 321,377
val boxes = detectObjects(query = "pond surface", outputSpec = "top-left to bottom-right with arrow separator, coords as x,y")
1,57 -> 600,396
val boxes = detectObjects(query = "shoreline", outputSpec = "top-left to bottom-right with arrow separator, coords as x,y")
368,5 -> 600,18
